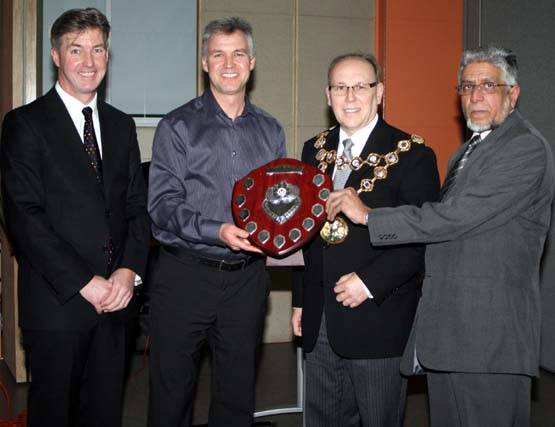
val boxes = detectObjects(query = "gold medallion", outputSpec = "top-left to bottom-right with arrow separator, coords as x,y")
312,129 -> 425,245
320,217 -> 349,244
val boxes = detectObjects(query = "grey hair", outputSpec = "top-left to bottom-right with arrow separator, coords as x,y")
458,46 -> 518,86
201,16 -> 255,58
328,53 -> 381,84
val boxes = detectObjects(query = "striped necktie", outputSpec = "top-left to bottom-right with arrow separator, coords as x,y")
440,134 -> 482,200
333,138 -> 354,190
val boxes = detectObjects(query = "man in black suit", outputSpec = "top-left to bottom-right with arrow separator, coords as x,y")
292,53 -> 439,426
0,8 -> 149,426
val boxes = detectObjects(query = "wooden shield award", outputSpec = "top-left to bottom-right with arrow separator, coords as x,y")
232,158 -> 333,257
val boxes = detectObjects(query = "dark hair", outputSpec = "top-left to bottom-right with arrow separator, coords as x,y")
328,53 -> 381,84
201,16 -> 254,57
50,8 -> 110,50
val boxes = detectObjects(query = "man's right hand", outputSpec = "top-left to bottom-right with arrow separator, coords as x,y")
79,275 -> 112,314
291,307 -> 303,337
219,223 -> 263,253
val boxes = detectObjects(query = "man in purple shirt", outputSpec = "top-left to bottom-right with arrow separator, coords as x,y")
147,16 -> 286,427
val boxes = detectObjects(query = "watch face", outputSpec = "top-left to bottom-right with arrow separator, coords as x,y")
232,158 -> 333,258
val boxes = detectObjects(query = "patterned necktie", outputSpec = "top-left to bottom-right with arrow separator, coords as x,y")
440,134 -> 482,200
82,107 -> 113,270
333,138 -> 354,190
82,107 -> 103,183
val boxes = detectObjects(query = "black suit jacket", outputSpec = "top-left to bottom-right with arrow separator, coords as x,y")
1,88 -> 150,331
293,118 -> 440,358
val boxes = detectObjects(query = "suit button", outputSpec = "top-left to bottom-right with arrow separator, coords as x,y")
105,209 -> 111,218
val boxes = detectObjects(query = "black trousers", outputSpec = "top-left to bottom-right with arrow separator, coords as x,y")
23,315 -> 129,427
148,248 -> 270,427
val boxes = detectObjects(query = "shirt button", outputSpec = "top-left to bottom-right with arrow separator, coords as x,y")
232,151 -> 237,157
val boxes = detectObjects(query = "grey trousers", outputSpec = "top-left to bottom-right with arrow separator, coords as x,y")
304,314 -> 407,427
426,371 -> 531,427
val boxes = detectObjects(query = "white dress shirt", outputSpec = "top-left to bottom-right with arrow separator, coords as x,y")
55,82 -> 103,157
333,114 -> 379,180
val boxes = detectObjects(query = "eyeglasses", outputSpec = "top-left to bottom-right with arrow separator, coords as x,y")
457,81 -> 514,95
328,82 -> 378,96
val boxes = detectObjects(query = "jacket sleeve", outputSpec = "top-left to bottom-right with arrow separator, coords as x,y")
367,132 -> 551,246
1,110 -> 94,303
356,146 -> 440,304
116,118 -> 150,278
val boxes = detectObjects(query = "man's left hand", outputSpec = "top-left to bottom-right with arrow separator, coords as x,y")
326,187 -> 370,225
334,272 -> 369,308
101,267 -> 136,313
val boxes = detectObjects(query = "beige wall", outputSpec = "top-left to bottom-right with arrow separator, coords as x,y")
297,1 -> 375,155
200,0 -> 296,156
138,0 -> 375,161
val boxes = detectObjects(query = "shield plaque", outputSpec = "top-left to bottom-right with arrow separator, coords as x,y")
232,158 -> 333,257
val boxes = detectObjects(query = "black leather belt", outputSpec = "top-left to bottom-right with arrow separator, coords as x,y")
163,245 -> 259,271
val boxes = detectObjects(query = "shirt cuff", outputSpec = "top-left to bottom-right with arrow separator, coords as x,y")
134,274 -> 143,287
361,282 -> 373,299
203,219 -> 226,245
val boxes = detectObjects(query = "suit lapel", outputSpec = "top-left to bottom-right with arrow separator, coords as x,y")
42,89 -> 85,152
323,127 -> 340,179
97,101 -> 115,197
42,89 -> 106,196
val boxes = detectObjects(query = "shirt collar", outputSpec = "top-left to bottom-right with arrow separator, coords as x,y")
55,81 -> 98,115
202,89 -> 251,119
338,114 -> 379,155
475,130 -> 492,140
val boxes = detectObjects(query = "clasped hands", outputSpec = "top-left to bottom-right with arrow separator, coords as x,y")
79,267 -> 136,314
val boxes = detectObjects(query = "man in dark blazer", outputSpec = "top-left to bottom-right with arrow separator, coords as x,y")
292,53 -> 439,426
0,8 -> 149,426
332,47 -> 555,426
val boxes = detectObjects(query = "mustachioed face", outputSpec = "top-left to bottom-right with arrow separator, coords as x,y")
460,62 -> 520,132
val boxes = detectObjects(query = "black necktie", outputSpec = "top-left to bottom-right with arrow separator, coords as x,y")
440,134 -> 482,200
82,107 -> 103,183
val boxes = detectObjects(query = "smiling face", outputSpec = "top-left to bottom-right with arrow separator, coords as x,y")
326,57 -> 384,137
50,28 -> 108,104
460,61 -> 520,132
201,30 -> 255,101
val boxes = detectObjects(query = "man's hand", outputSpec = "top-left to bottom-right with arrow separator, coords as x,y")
326,187 -> 370,225
219,223 -> 263,253
334,272 -> 369,308
80,275 -> 113,314
101,267 -> 136,313
291,307 -> 303,337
